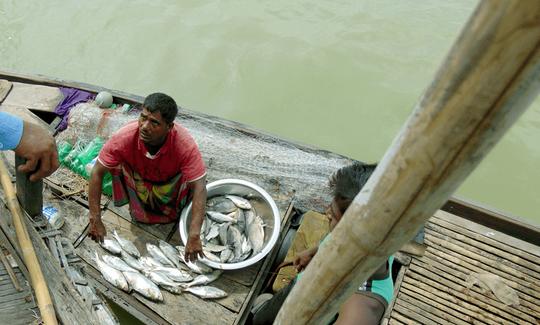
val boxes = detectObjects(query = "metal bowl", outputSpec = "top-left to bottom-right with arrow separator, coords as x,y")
179,179 -> 281,270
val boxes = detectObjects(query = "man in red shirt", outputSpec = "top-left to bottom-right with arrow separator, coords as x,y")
88,93 -> 207,262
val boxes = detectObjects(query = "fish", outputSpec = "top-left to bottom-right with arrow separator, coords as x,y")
102,254 -> 138,273
218,223 -> 229,246
122,271 -> 163,302
244,209 -> 256,228
94,252 -> 130,292
220,248 -> 233,263
147,243 -> 175,267
228,225 -> 244,261
202,249 -> 221,263
241,237 -> 252,255
144,270 -> 179,289
139,256 -> 164,269
235,209 -> 246,233
248,216 -> 265,254
183,286 -> 228,299
121,250 -> 145,271
203,242 -> 228,253
225,195 -> 252,209
205,224 -> 220,241
207,211 -> 237,224
206,196 -> 237,214
100,238 -> 122,255
152,266 -> 193,282
176,245 -> 213,274
181,270 -> 222,288
113,230 -> 140,258
158,240 -> 183,268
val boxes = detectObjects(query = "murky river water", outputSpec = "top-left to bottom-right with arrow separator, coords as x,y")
1,2 -> 538,222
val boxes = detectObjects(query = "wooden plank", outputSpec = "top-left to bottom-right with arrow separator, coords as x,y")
432,211 -> 540,263
393,298 -> 446,325
19,208 -> 102,324
411,258 -> 539,323
399,285 -> 474,325
85,266 -> 167,325
0,80 -> 13,103
0,82 -> 62,112
392,310 -> 420,324
407,262 -> 538,323
234,198 -> 295,325
425,223 -> 540,279
0,203 -> 30,281
381,265 -> 407,323
425,234 -> 540,298
442,198 -> 540,247
55,197 -> 246,322
423,245 -> 540,313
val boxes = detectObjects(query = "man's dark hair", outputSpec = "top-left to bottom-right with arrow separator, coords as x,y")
143,93 -> 178,124
329,162 -> 377,212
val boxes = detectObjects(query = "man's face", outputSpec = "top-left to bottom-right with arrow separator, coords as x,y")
326,199 -> 344,231
138,108 -> 171,146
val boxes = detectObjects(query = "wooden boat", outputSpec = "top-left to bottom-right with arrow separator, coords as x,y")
0,68 -> 539,325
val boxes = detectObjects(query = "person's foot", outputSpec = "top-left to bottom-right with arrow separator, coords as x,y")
251,293 -> 273,314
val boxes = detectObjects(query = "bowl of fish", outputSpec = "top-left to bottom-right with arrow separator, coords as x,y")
179,179 -> 281,270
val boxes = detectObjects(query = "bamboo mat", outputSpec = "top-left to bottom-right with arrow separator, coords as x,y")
384,210 -> 540,325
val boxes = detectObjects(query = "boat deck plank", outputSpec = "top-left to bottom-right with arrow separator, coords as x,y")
385,211 -> 540,324
0,257 -> 37,325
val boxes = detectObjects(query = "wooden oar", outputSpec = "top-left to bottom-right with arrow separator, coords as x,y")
0,159 -> 58,325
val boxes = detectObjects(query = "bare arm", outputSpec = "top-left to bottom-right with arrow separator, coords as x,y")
88,160 -> 108,243
185,175 -> 207,262
14,121 -> 59,181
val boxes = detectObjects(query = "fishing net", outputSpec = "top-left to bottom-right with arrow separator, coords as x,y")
54,104 -> 354,212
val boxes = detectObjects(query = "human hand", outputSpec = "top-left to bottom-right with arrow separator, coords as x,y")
89,217 -> 107,243
14,121 -> 59,182
293,248 -> 317,272
185,234 -> 204,262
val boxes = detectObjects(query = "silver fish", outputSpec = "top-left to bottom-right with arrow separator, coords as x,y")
228,226 -> 244,261
225,195 -> 252,209
102,254 -> 137,273
183,286 -> 228,299
235,209 -> 246,233
219,223 -> 230,245
241,237 -> 252,255
203,242 -> 228,252
248,216 -> 265,254
158,240 -> 183,268
207,196 -> 237,214
207,211 -> 237,224
144,270 -> 179,288
205,224 -> 220,241
121,250 -> 145,271
122,271 -> 163,302
100,238 -> 122,255
152,266 -> 193,282
94,253 -> 130,292
113,230 -> 140,258
244,209 -> 256,229
202,249 -> 221,263
176,246 -> 213,274
147,243 -> 175,267
139,256 -> 164,269
181,270 -> 222,288
220,248 -> 233,263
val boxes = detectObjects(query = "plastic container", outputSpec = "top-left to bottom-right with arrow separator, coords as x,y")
42,205 -> 65,229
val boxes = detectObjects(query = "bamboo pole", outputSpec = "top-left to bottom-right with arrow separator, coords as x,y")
0,160 -> 58,325
276,1 -> 540,324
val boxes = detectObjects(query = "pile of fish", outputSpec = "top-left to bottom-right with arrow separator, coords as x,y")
201,195 -> 266,264
95,230 -> 227,301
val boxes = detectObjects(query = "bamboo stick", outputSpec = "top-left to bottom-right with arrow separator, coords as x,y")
0,160 -> 58,325
275,1 -> 540,323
